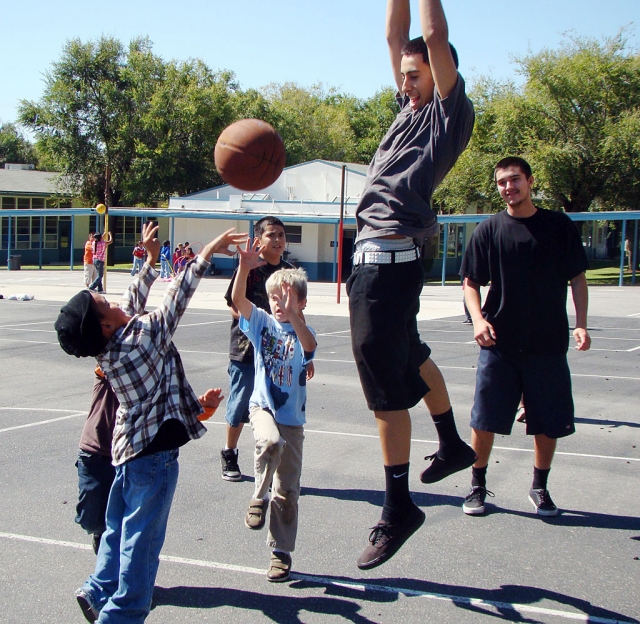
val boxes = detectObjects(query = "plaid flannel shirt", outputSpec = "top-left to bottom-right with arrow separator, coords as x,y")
97,257 -> 207,465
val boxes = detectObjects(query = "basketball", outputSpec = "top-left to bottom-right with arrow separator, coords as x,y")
214,119 -> 286,191
95,203 -> 106,215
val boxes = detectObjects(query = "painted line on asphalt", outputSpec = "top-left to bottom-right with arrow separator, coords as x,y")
0,412 -> 85,433
0,531 -> 630,624
1,412 -> 635,462
0,337 -> 57,345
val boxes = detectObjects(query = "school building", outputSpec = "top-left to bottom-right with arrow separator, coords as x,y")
2,160 -> 638,283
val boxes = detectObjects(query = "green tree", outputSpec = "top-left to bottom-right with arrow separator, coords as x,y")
436,32 -> 640,214
0,122 -> 38,166
18,36 -> 236,206
262,83 -> 359,165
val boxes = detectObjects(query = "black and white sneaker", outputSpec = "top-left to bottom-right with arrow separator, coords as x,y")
220,449 -> 242,482
420,442 -> 477,484
462,486 -> 494,515
529,488 -> 559,516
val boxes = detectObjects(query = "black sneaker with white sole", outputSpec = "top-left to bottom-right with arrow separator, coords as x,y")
220,448 -> 242,482
529,488 -> 559,516
356,504 -> 425,570
462,486 -> 494,515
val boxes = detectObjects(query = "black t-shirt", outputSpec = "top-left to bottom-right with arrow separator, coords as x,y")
224,259 -> 293,362
460,208 -> 589,355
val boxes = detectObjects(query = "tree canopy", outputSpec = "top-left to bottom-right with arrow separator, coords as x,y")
434,31 -> 640,213
0,122 -> 38,166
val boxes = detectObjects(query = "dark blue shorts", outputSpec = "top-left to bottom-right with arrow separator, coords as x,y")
347,260 -> 431,411
470,348 -> 575,438
76,450 -> 116,534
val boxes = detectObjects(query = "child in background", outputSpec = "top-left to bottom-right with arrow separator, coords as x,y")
232,237 -> 316,583
131,241 -> 145,276
160,240 -> 172,280
75,367 -> 119,555
84,233 -> 96,288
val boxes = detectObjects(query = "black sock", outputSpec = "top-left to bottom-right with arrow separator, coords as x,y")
381,463 -> 413,523
471,465 -> 487,488
432,408 -> 462,457
532,467 -> 550,490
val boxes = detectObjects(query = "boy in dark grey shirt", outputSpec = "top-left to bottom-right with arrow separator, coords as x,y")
347,0 -> 475,570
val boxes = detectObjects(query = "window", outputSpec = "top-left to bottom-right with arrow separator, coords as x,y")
2,197 -> 16,210
115,216 -> 145,248
32,198 -> 45,209
437,223 -> 464,258
17,198 -> 30,210
286,225 -> 302,244
0,215 -> 57,250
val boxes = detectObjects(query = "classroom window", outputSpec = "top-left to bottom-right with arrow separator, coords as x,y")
286,225 -> 302,244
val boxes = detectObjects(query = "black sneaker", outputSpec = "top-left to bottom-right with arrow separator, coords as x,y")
462,486 -> 494,515
356,504 -> 425,570
529,488 -> 559,517
76,589 -> 99,623
220,448 -> 242,482
420,442 -> 477,484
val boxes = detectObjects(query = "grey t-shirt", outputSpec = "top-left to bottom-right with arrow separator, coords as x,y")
355,75 -> 475,243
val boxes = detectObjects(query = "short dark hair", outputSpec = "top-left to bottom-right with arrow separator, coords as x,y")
494,157 -> 533,181
163,240 -> 170,247
401,37 -> 459,69
94,233 -> 102,242
255,216 -> 286,238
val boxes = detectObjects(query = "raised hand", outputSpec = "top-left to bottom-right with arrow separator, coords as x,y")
237,236 -> 267,271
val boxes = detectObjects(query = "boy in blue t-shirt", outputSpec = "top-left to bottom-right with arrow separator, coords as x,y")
232,238 -> 316,583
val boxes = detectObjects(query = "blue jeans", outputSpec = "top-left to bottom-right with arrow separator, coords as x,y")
82,449 -> 179,623
131,256 -> 144,276
160,257 -> 171,279
90,259 -> 105,292
76,450 -> 116,535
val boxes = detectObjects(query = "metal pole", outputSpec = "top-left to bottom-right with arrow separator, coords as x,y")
441,223 -> 449,286
38,216 -> 43,269
632,220 -> 638,285
336,164 -> 346,303
103,207 -> 109,292
69,215 -> 75,271
332,223 -> 338,283
619,220 -> 627,287
6,216 -> 11,269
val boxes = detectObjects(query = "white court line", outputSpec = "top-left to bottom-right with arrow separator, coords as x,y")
0,327 -> 56,333
0,321 -> 53,328
303,429 -> 640,463
0,532 -> 630,624
0,412 -> 85,433
0,337 -> 56,345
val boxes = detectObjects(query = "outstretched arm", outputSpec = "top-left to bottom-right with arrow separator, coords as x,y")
419,0 -> 458,98
386,0 -> 411,92
231,237 -> 266,321
570,272 -> 591,351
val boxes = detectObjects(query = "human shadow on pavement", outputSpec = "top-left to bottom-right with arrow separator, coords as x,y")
300,486 -> 460,509
301,487 -> 640,531
152,584 -> 386,623
289,575 -> 639,624
152,575 -> 637,624
574,416 -> 640,428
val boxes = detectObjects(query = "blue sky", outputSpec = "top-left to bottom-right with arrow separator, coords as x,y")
1,0 -> 637,128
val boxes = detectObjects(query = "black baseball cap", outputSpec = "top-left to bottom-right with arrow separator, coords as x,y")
54,290 -> 107,358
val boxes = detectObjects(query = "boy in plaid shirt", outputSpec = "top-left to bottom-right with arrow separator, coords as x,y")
55,222 -> 245,623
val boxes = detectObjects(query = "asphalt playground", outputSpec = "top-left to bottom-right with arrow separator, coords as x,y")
0,268 -> 638,624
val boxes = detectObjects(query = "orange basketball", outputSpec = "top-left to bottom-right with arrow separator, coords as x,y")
214,119 -> 286,191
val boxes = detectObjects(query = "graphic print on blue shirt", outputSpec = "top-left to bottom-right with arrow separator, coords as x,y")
260,326 -> 301,410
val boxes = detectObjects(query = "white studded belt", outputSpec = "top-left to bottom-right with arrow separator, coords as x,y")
352,247 -> 420,265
